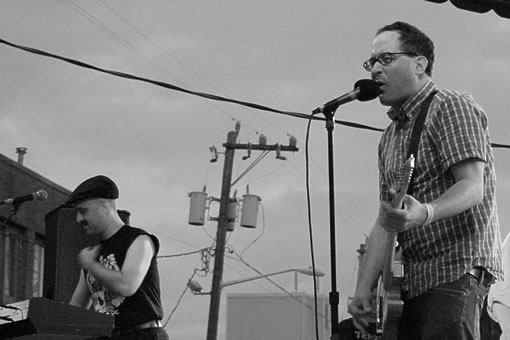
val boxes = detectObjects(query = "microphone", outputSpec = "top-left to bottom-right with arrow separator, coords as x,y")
313,79 -> 382,114
0,190 -> 48,206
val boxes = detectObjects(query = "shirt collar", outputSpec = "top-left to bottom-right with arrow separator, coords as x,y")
387,80 -> 437,125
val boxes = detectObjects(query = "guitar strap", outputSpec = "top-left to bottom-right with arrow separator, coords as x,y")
406,90 -> 437,196
398,90 -> 438,286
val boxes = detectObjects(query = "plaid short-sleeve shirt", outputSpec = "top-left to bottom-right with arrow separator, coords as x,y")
378,80 -> 502,299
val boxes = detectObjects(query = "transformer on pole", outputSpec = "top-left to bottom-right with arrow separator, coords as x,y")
186,121 -> 298,340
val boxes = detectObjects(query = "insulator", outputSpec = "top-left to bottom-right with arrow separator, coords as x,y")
289,135 -> 297,147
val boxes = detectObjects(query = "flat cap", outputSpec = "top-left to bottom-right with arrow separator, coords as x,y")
66,175 -> 119,205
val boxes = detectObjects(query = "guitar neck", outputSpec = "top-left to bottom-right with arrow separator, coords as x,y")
381,181 -> 407,288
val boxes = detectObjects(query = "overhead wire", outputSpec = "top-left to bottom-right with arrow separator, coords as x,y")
162,269 -> 197,328
1,36 -> 508,149
231,150 -> 270,187
0,37 -> 389,134
229,249 -> 327,320
238,203 -> 266,259
61,0 -> 178,82
91,0 -> 289,140
159,246 -> 214,328
162,247 -> 213,328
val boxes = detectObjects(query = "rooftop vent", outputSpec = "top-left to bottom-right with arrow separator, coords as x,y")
16,147 -> 27,165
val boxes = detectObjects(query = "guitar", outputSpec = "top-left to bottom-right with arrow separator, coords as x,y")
374,155 -> 415,339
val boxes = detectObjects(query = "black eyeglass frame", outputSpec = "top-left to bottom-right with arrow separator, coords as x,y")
363,51 -> 419,72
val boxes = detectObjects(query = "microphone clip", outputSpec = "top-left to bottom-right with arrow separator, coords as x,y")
312,105 -> 336,116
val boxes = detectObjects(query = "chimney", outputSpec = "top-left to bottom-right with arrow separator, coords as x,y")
16,147 -> 27,165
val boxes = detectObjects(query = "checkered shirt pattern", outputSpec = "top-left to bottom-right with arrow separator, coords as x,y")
378,80 -> 503,299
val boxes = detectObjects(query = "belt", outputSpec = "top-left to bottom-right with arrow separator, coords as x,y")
112,320 -> 161,337
135,319 -> 161,330
467,267 -> 493,288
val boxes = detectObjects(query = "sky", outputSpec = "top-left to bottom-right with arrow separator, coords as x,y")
1,1 -> 510,339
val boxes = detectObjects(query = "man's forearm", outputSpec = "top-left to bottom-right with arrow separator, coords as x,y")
356,220 -> 388,293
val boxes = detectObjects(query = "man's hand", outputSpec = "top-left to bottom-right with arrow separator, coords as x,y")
77,245 -> 101,269
380,188 -> 427,232
348,288 -> 376,335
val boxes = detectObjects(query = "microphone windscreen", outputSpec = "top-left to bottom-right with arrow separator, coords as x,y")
36,190 -> 48,201
354,79 -> 382,102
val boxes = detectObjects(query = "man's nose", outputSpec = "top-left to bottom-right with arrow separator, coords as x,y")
371,62 -> 383,75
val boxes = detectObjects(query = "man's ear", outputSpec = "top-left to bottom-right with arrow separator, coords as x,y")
415,55 -> 428,74
97,198 -> 110,213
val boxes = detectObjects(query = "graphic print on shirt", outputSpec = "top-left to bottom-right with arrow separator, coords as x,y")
86,253 -> 126,315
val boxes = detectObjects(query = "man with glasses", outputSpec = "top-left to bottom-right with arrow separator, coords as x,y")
347,21 -> 502,339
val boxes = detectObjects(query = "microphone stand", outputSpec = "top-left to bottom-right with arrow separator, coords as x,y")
0,202 -> 23,230
313,81 -> 381,339
321,106 -> 341,339
0,204 -> 21,255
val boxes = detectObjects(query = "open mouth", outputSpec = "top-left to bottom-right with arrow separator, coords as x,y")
376,82 -> 386,93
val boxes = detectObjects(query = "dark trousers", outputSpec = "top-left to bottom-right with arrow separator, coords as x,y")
110,327 -> 169,340
398,274 -> 485,340
480,296 -> 502,340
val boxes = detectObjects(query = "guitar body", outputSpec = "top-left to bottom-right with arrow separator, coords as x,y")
376,251 -> 404,339
372,156 -> 414,339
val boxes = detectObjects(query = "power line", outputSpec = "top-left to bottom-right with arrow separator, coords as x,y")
71,0 -> 292,139
0,37 -> 394,134
3,36 -> 508,148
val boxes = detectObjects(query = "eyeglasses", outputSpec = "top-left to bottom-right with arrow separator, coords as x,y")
363,52 -> 418,72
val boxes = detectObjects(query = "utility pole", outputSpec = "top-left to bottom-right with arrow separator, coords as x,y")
206,122 -> 298,340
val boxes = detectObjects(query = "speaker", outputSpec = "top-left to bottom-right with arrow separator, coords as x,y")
43,206 -> 130,303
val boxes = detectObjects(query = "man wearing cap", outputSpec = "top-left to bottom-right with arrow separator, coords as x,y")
68,175 -> 169,340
